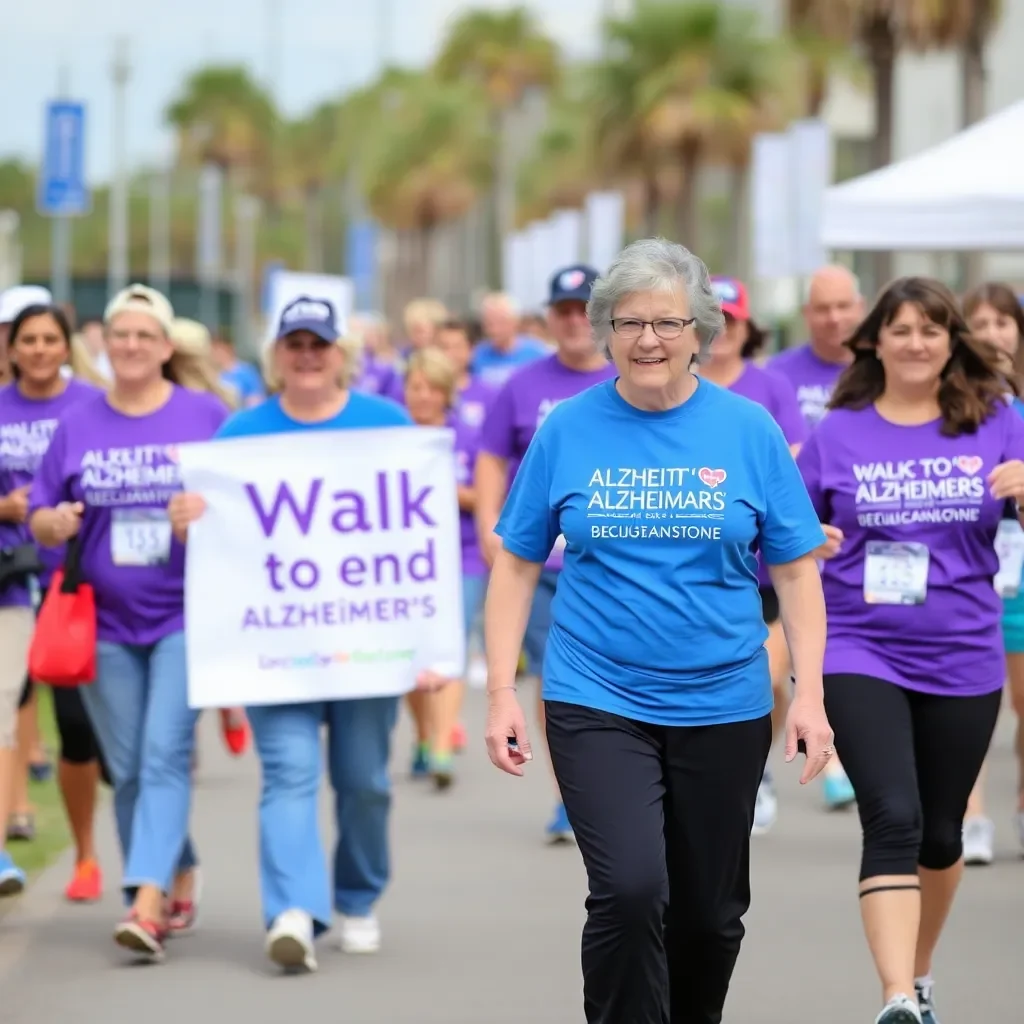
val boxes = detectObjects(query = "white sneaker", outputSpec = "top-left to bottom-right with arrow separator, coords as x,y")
962,816 -> 995,866
266,908 -> 317,972
338,913 -> 381,954
875,994 -> 922,1023
751,774 -> 778,835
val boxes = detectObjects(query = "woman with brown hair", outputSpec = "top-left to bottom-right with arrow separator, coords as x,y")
960,282 -> 1024,865
797,276 -> 1024,1024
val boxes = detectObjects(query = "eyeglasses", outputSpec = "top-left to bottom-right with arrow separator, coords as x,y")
608,318 -> 696,340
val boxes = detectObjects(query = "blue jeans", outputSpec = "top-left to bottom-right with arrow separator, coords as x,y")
247,696 -> 399,935
79,631 -> 199,901
523,570 -> 559,676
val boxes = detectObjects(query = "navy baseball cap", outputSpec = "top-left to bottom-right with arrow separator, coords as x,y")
275,295 -> 341,343
549,264 -> 599,305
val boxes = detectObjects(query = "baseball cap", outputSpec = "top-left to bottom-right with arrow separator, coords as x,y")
0,285 -> 53,325
549,264 -> 599,305
104,284 -> 175,335
275,296 -> 343,343
711,277 -> 750,321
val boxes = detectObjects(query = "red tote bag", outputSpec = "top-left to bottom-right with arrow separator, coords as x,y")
28,531 -> 96,687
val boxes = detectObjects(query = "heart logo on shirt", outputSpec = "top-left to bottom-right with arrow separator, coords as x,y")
163,444 -> 180,464
698,467 -> 727,487
954,455 -> 983,475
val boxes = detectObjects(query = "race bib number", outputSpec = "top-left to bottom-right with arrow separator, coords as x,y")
994,519 -> 1024,598
863,541 -> 929,605
111,508 -> 173,567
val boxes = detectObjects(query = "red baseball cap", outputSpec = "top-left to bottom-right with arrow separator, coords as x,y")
711,277 -> 750,321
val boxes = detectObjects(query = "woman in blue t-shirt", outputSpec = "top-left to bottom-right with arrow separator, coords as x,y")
171,296 -> 418,975
483,238 -> 832,1024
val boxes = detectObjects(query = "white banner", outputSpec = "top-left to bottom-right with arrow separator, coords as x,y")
584,191 -> 625,274
178,427 -> 464,709
751,132 -> 794,279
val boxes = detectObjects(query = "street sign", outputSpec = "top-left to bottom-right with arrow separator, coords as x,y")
37,101 -> 90,217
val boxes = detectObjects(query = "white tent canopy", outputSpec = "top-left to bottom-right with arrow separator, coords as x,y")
821,100 -> 1024,252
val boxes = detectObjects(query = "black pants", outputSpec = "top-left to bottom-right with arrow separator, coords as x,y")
19,676 -> 109,782
546,700 -> 772,1024
824,674 -> 1002,880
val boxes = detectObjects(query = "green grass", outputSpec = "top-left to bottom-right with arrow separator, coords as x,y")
8,687 -> 73,881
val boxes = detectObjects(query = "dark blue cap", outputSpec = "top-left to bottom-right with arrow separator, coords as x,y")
276,295 -> 340,343
548,264 -> 599,305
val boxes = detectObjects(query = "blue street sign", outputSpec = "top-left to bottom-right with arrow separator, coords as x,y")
37,100 -> 90,216
346,220 -> 378,310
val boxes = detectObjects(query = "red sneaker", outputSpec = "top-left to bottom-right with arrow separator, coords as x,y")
65,860 -> 102,903
451,722 -> 468,754
114,912 -> 167,961
219,709 -> 250,756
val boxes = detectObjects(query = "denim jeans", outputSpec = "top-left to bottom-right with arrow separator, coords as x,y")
247,695 -> 399,935
80,631 -> 199,901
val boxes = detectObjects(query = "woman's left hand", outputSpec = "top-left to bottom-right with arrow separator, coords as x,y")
784,695 -> 835,785
988,459 -> 1024,504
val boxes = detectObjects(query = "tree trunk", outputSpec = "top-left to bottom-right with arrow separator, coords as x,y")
726,162 -> 749,279
676,141 -> 701,250
303,186 -> 324,272
866,18 -> 895,289
643,173 -> 659,237
958,28 -> 987,290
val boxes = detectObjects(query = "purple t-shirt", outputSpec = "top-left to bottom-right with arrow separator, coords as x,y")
0,379 -> 101,607
29,386 -> 229,645
767,344 -> 847,429
728,364 -> 808,587
353,355 -> 401,400
797,401 -> 1024,696
479,354 -> 617,570
453,377 -> 496,577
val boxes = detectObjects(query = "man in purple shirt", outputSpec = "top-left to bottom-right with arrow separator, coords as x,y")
768,264 -> 864,812
769,265 -> 863,430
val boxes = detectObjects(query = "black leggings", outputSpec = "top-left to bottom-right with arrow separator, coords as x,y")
18,676 -> 108,780
824,673 -> 1002,880
546,700 -> 772,1024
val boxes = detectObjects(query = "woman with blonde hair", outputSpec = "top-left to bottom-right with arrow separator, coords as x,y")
169,318 -> 251,761
403,347 -> 473,787
29,284 -> 230,962
402,298 -> 448,353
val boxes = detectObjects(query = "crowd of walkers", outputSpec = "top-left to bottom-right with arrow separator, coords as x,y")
0,244 -> 1021,1024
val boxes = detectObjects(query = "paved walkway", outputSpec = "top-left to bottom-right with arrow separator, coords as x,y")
0,694 -> 1022,1023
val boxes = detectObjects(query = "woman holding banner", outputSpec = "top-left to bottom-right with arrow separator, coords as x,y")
28,284 -> 231,962
169,295 -> 417,974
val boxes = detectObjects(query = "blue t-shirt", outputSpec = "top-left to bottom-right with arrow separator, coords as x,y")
470,335 -> 550,388
495,378 -> 825,726
216,391 -> 411,439
221,362 -> 267,409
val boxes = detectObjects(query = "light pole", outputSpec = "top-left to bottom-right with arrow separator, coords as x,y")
50,63 -> 73,305
108,37 -> 131,296
148,165 -> 172,296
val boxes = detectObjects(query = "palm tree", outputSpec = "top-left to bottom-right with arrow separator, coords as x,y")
363,76 -> 493,308
165,66 -> 277,194
785,0 -> 978,282
434,7 -> 560,281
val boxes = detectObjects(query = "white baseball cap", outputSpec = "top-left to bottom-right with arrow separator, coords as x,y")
104,283 -> 175,335
0,285 -> 53,325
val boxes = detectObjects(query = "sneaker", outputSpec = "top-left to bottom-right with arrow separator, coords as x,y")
546,802 -> 574,844
65,859 -> 103,902
0,851 -> 25,897
266,908 -> 317,972
338,913 -> 381,954
752,772 -> 778,835
823,769 -> 856,810
6,813 -> 35,842
450,722 -> 468,754
167,868 -> 202,935
114,912 -> 167,962
411,743 -> 430,779
962,816 -> 995,866
915,976 -> 940,1024
431,753 -> 455,791
875,994 -> 922,1024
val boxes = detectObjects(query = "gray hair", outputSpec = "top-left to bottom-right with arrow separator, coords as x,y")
587,238 -> 725,362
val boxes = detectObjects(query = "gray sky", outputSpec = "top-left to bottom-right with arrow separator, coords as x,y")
1,0 -> 620,182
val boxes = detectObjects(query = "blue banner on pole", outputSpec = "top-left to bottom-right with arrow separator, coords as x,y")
37,101 -> 91,217
346,220 -> 378,311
